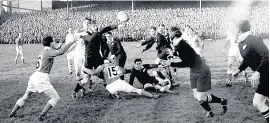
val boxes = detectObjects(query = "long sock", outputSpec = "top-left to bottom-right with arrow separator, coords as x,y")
10,104 -> 20,114
74,83 -> 83,93
261,110 -> 269,121
199,101 -> 212,112
207,94 -> 222,103
41,103 -> 53,115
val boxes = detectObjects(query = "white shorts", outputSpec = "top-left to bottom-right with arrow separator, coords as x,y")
16,46 -> 23,54
228,46 -> 243,61
106,79 -> 137,95
27,71 -> 54,93
67,51 -> 75,60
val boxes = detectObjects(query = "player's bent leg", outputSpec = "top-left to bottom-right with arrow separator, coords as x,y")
9,90 -> 33,117
196,91 -> 214,117
39,88 -> 60,121
20,52 -> 25,63
253,93 -> 269,121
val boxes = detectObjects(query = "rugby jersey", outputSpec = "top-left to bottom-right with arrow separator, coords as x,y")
36,41 -> 74,73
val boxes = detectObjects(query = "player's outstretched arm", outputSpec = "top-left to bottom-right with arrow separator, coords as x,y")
48,36 -> 78,57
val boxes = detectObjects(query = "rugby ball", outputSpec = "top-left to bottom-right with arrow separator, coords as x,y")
117,11 -> 129,22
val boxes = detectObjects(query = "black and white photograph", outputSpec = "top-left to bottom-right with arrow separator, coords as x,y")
0,0 -> 269,122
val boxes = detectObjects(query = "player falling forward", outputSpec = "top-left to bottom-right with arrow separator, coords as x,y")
129,58 -> 178,94
9,36 -> 77,121
15,33 -> 25,64
83,59 -> 160,99
170,30 -> 228,117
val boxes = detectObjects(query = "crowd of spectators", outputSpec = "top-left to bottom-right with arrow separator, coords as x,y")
0,1 -> 268,44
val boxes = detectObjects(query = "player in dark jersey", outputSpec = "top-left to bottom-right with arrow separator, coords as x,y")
9,36 -> 77,121
103,31 -> 127,80
136,26 -> 173,65
83,59 -> 159,99
72,18 -> 126,98
129,58 -> 178,94
232,20 -> 269,122
169,30 -> 228,117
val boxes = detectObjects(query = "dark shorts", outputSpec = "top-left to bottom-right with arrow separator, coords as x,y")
115,53 -> 127,68
84,55 -> 103,69
190,64 -> 211,92
256,72 -> 269,97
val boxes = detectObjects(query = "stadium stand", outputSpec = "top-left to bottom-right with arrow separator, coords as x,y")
0,1 -> 268,44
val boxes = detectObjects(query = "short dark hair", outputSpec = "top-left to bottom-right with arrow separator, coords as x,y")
42,36 -> 53,47
84,17 -> 96,24
150,26 -> 156,31
134,58 -> 142,63
170,26 -> 179,32
104,31 -> 112,35
237,20 -> 251,33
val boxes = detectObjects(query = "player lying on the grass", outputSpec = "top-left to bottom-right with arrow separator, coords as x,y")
71,18 -> 126,98
102,31 -> 127,80
82,59 -> 160,99
169,30 -> 228,117
9,36 -> 78,121
129,58 -> 179,94
136,26 -> 173,65
232,20 -> 269,122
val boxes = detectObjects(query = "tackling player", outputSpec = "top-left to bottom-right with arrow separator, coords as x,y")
15,33 -> 25,64
169,30 -> 228,117
9,36 -> 77,121
71,18 -> 125,98
83,59 -> 160,99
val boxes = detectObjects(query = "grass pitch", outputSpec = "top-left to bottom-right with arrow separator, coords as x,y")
0,39 -> 268,123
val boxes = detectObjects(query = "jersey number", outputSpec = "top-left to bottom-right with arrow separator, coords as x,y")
36,55 -> 42,70
107,66 -> 117,79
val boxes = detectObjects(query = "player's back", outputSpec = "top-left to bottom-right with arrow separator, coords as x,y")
102,63 -> 121,84
36,47 -> 56,74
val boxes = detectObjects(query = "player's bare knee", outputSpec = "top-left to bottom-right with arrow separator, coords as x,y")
196,95 -> 206,102
253,99 -> 264,108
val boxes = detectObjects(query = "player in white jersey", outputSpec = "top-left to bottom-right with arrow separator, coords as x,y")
223,24 -> 248,87
72,29 -> 86,80
189,29 -> 204,59
15,33 -> 25,64
83,59 -> 159,99
9,36 -> 77,121
66,28 -> 76,74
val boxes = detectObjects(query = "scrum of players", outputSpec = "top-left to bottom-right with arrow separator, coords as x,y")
9,13 -> 269,122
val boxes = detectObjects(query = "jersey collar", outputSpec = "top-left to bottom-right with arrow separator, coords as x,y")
237,31 -> 250,43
